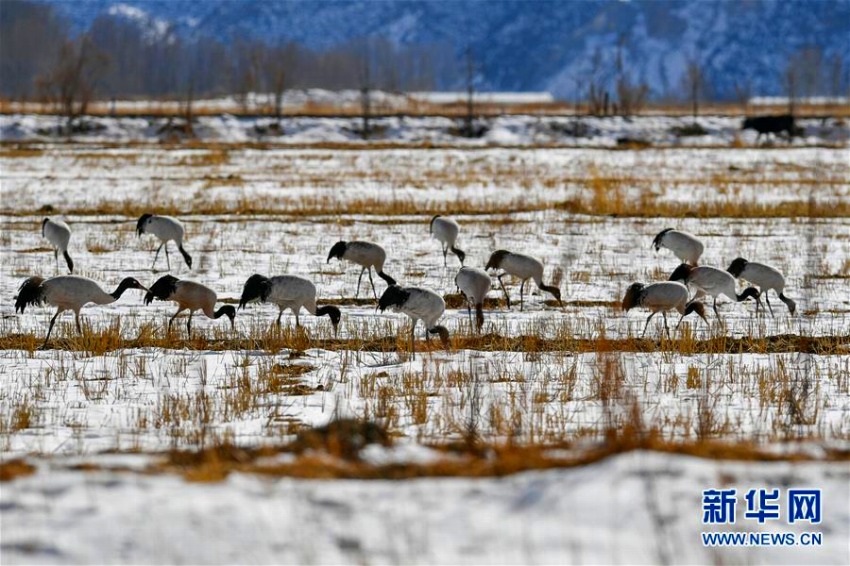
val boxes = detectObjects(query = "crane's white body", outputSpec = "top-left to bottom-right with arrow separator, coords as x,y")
455,266 -> 491,331
734,262 -> 786,295
340,241 -> 387,271
146,276 -> 235,336
262,275 -> 320,320
622,281 -> 707,337
431,216 -> 460,247
682,266 -> 739,302
140,215 -> 186,245
455,267 -> 491,307
42,217 -> 73,273
430,216 -> 465,266
328,240 -> 394,299
486,250 -> 561,310
391,287 -> 446,331
497,252 -> 546,283
634,282 -> 691,314
137,214 -> 191,271
168,280 -> 220,319
670,264 -> 761,321
16,275 -> 146,347
654,229 -> 704,265
729,259 -> 795,315
38,276 -> 119,313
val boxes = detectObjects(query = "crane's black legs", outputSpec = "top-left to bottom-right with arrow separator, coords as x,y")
42,310 -> 62,349
641,312 -> 656,338
152,243 -> 163,270
662,312 -> 670,339
186,311 -> 193,337
356,267 -> 365,298
75,312 -> 82,334
167,308 -> 184,333
276,307 -> 284,327
410,322 -> 416,359
368,268 -> 378,300
496,273 -> 511,309
164,243 -> 171,271
764,291 -> 775,317
519,280 -> 525,312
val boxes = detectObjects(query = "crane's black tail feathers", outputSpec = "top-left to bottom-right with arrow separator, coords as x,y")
377,271 -> 396,286
15,277 -> 46,314
144,275 -> 179,305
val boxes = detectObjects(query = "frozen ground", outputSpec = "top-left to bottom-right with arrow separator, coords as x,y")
2,451 -> 848,565
0,141 -> 848,564
1,113 -> 848,146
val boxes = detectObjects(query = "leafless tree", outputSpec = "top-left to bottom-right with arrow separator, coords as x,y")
614,34 -> 649,117
37,35 -> 108,134
733,78 -> 753,114
464,45 -> 476,137
683,58 -> 704,122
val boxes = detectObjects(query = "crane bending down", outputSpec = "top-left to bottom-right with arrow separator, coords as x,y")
455,266 -> 491,332
144,275 -> 235,336
327,240 -> 396,299
669,263 -> 761,322
727,258 -> 796,316
622,281 -> 708,337
15,275 -> 148,348
652,228 -> 704,266
42,218 -> 74,273
238,274 -> 342,333
485,250 -> 562,310
378,285 -> 450,358
430,215 -> 466,266
136,214 -> 193,271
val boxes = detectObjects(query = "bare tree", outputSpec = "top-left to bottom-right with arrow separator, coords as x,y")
358,39 -> 372,139
37,35 -> 108,134
683,58 -> 704,122
586,47 -> 609,116
463,45 -> 476,137
264,42 -> 299,127
614,34 -> 649,117
733,78 -> 753,114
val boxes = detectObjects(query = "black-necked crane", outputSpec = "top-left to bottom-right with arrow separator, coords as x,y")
378,285 -> 450,358
622,281 -> 708,337
238,274 -> 342,333
429,215 -> 466,266
327,240 -> 396,299
652,228 -> 704,265
14,275 -> 147,348
42,217 -> 74,273
727,258 -> 796,316
485,250 -> 562,311
136,214 -> 192,271
455,266 -> 491,332
144,275 -> 235,336
669,263 -> 761,322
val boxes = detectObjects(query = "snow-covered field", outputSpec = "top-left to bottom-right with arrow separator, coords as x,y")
1,141 -> 848,564
2,112 -> 848,146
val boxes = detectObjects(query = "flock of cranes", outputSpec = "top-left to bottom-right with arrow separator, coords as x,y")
16,214 -> 796,352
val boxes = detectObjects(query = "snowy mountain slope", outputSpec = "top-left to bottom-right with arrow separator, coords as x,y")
40,0 -> 850,98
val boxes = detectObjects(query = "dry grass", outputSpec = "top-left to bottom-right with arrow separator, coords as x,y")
0,329 -> 845,356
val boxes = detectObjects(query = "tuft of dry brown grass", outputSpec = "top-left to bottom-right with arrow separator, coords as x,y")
0,459 -> 36,482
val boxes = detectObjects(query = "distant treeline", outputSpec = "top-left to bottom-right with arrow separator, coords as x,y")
0,1 -> 452,101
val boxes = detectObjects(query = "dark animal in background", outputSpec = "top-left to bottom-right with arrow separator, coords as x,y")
741,114 -> 797,143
